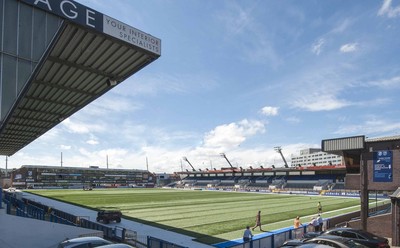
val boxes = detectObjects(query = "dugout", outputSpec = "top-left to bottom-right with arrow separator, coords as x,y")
322,135 -> 400,245
0,0 -> 161,156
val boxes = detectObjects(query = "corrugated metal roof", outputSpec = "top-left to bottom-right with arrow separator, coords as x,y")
0,22 -> 160,156
366,135 -> 400,143
322,135 -> 365,152
20,165 -> 147,172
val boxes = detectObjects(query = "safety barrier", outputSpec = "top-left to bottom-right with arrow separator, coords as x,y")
147,236 -> 188,248
50,208 -> 79,226
25,204 -> 46,220
214,222 -> 325,248
79,218 -> 114,238
2,192 -> 183,248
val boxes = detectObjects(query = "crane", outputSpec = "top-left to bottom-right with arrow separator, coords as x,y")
274,146 -> 289,168
219,153 -> 234,168
182,157 -> 196,171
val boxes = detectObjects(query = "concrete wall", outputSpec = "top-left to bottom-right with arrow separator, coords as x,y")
327,203 -> 392,239
0,178 -> 11,188
328,211 -> 360,227
345,174 -> 360,190
348,213 -> 392,238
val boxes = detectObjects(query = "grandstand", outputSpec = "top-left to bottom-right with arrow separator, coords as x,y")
176,163 -> 346,193
9,165 -> 156,189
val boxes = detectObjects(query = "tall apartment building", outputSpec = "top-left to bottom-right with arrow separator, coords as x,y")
291,148 -> 343,167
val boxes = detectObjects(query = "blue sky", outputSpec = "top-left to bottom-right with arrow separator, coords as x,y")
4,0 -> 400,173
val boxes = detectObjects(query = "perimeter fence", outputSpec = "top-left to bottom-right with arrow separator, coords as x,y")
2,191 -> 186,248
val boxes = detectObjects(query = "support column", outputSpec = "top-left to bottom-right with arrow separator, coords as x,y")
392,198 -> 400,246
360,154 -> 368,230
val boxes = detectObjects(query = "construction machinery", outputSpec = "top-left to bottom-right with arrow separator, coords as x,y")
274,146 -> 289,168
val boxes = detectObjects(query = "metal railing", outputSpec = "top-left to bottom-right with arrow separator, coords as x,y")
148,236 -> 188,248
214,222 -> 325,248
2,191 -> 184,248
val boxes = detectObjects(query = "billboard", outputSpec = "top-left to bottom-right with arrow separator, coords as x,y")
373,150 -> 392,182
20,0 -> 161,55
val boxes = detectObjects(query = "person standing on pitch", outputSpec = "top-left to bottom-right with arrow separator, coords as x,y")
317,201 -> 322,214
252,210 -> 265,232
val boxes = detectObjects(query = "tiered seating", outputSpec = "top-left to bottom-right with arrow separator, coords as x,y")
176,173 -> 347,191
269,176 -> 286,189
195,180 -> 213,186
247,177 -> 271,188
313,179 -> 332,190
181,179 -> 196,186
332,182 -> 345,189
219,180 -> 236,187
285,180 -> 317,189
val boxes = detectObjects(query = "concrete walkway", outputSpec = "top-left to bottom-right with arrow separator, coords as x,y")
0,192 -> 214,248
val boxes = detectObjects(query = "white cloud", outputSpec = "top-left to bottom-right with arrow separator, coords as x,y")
86,139 -> 99,145
74,148 -> 129,168
203,119 -> 265,150
311,38 -> 325,55
285,62 -> 361,112
340,43 -> 358,53
293,94 -> 350,111
335,119 -> 400,136
97,148 -> 129,159
62,118 -> 105,134
60,145 -> 71,150
378,0 -> 400,18
366,76 -> 400,88
86,96 -> 142,116
331,19 -> 351,33
86,134 -> 99,145
35,128 -> 60,142
260,106 -> 279,116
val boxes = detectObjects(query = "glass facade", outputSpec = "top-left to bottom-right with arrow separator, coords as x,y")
0,0 -> 62,121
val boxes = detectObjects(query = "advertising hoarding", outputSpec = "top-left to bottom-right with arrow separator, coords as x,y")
373,150 -> 392,182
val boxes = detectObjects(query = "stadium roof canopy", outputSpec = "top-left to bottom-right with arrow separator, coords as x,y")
0,0 -> 161,156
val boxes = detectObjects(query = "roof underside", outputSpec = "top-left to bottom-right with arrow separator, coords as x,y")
0,22 -> 159,156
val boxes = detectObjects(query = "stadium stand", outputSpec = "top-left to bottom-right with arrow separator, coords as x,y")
174,165 -> 348,194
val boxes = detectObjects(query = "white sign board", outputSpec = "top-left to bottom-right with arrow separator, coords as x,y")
103,15 -> 161,56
